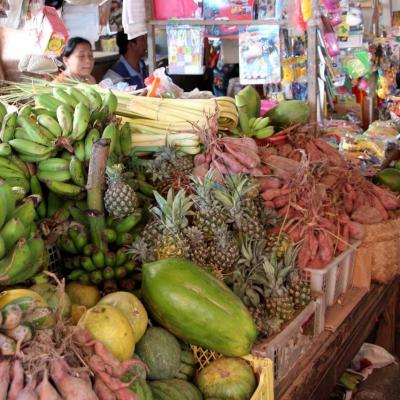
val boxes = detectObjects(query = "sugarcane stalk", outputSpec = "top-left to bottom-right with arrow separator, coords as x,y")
86,139 -> 109,253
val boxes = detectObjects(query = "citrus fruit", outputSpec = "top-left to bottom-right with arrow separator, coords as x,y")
66,282 -> 100,308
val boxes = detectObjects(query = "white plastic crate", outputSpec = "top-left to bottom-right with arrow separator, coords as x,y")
252,295 -> 324,384
301,241 -> 360,307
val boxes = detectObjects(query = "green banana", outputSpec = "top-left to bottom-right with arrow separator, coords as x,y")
115,248 -> 128,266
81,256 -> 96,272
71,103 -> 90,141
61,151 -> 72,161
102,123 -> 117,154
4,176 -> 30,193
92,250 -> 105,269
90,105 -> 109,125
19,153 -> 54,163
103,89 -> 118,114
69,156 -> 86,187
12,198 -> 37,225
53,87 -> 78,108
138,180 -> 154,197
15,115 -> 53,145
18,104 -> 32,118
67,87 -> 90,109
105,252 -> 116,267
0,102 -> 7,124
37,169 -> 72,183
254,126 -> 274,139
30,175 -> 46,219
68,226 -> 88,251
78,86 -> 102,111
9,139 -> 52,157
114,127 -> 122,156
53,206 -> 70,224
8,155 -> 30,179
68,270 -> 85,281
101,228 -> 117,243
83,244 -> 96,257
113,210 -> 143,233
248,117 -> 256,128
119,122 -> 132,156
1,112 -> 17,143
0,143 -> 11,157
253,116 -> 270,131
0,239 -> 31,285
90,270 -> 103,285
37,114 -> 62,138
0,218 -> 26,252
114,266 -> 127,279
56,105 -> 73,137
102,266 -> 114,280
0,166 -> 26,180
124,260 -> 136,273
38,157 -> 70,172
45,181 -> 83,197
0,180 -> 15,222
33,107 -> 57,119
69,206 -> 89,226
73,141 -> 85,162
46,191 -> 61,218
84,128 -> 100,161
0,157 -> 24,176
58,235 -> 78,254
35,94 -> 69,113
0,234 -> 5,259
116,232 -> 133,246
7,236 -> 45,285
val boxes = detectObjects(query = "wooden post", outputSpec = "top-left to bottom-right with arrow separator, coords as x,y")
145,0 -> 156,74
307,0 -> 320,123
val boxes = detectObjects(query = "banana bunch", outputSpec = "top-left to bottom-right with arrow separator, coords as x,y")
0,181 -> 47,286
234,85 -> 275,139
2,87 -> 119,164
0,296 -> 54,355
0,155 -> 31,199
60,210 -> 143,286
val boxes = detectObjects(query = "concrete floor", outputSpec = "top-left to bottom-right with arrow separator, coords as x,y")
352,363 -> 400,400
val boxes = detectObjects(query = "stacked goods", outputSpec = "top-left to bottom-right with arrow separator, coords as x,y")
234,86 -> 274,139
257,124 -> 400,269
0,180 -> 47,286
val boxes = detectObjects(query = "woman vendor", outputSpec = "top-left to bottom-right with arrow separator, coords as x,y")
56,37 -> 96,84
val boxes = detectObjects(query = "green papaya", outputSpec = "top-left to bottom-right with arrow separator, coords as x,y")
142,258 -> 257,357
375,168 -> 400,192
149,379 -> 202,400
265,100 -> 310,128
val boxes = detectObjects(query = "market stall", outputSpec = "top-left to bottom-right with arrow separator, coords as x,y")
0,1 -> 398,400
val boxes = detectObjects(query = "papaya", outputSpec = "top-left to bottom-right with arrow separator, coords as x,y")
375,168 -> 400,192
149,379 -> 202,400
129,380 -> 154,400
142,258 -> 257,357
265,100 -> 310,128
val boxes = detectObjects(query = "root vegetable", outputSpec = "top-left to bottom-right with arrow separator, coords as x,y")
298,240 -> 312,269
8,360 -> 23,400
371,185 -> 399,210
214,149 -> 245,174
0,359 -> 10,400
249,167 -> 263,177
266,155 -> 301,177
278,143 -> 294,158
211,156 -> 229,175
262,188 -> 291,201
369,195 -> 389,220
258,146 -> 278,159
5,324 -> 32,344
263,200 -> 275,209
274,195 -> 290,209
306,254 -> 325,269
309,230 -> 319,261
318,231 -> 334,264
313,139 -> 347,167
222,141 -> 260,169
50,358 -> 98,400
16,377 -> 38,400
260,165 -> 272,174
37,369 -> 61,400
0,333 -> 16,356
115,388 -> 138,400
94,379 -> 116,400
348,221 -> 365,240
337,224 -> 349,252
351,205 -> 384,224
194,153 -> 206,166
258,176 -> 282,190
305,141 -> 323,161
192,164 -> 209,179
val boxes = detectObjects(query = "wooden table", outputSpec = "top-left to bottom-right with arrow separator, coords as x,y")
276,278 -> 400,400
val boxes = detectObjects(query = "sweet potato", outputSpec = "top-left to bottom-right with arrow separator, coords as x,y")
266,155 -> 301,177
298,240 -> 312,269
211,156 -> 229,175
258,176 -> 282,190
313,139 -> 347,167
36,370 -> 61,400
278,143 -> 294,158
262,188 -> 291,201
8,360 -> 23,400
348,220 -> 365,240
260,165 -> 272,175
16,377 -> 38,400
371,184 -> 400,210
337,224 -> 349,252
115,389 -> 138,400
318,231 -> 334,264
309,230 -> 319,261
214,149 -> 245,174
194,153 -> 206,167
222,141 -> 260,169
305,141 -> 323,161
192,164 -> 209,179
50,358 -> 98,400
369,194 -> 389,220
263,200 -> 275,209
0,359 -> 10,400
352,205 -> 385,225
259,146 -> 278,159
274,195 -> 290,209
249,167 -> 264,177
94,379 -> 116,400
306,254 -> 325,269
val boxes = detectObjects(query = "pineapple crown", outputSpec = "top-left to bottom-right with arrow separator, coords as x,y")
262,254 -> 293,297
154,146 -> 179,166
106,163 -> 124,183
127,237 -> 155,264
190,169 -> 220,208
152,189 -> 193,232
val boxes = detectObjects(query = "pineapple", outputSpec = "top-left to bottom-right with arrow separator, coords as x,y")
263,253 -> 295,323
127,237 -> 155,265
288,270 -> 312,310
255,198 -> 282,228
208,225 -> 240,276
191,170 -> 228,240
152,189 -> 192,259
265,232 -> 291,259
214,175 -> 265,240
104,164 -> 139,218
184,226 -> 209,267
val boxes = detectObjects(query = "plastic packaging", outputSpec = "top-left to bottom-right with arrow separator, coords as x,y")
144,67 -> 184,98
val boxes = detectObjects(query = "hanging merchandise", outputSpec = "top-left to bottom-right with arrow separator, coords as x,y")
167,24 -> 205,75
300,0 -> 311,22
239,24 -> 281,84
257,0 -> 284,20
342,49 -> 371,79
294,0 -> 307,31
0,0 -> 23,28
321,15 -> 340,57
122,0 -> 146,40
154,0 -> 201,20
204,0 -> 255,39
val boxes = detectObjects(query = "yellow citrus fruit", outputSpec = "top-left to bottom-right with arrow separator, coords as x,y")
70,304 -> 87,325
83,304 -> 135,361
0,289 -> 47,309
98,291 -> 148,343
66,282 -> 101,308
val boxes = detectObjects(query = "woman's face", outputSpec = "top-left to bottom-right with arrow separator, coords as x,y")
63,43 -> 94,77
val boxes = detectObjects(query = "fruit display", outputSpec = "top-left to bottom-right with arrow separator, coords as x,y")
1,79 -> 399,400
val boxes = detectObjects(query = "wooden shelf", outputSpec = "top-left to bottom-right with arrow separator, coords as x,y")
148,19 -> 283,26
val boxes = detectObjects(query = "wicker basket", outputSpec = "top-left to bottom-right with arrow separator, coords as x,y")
191,346 -> 274,400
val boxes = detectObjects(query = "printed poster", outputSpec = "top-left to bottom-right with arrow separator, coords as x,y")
239,25 -> 281,84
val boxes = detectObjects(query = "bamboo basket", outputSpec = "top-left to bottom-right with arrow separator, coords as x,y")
191,346 -> 274,400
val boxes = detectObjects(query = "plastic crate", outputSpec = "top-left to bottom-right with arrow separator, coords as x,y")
191,346 -> 274,400
252,295 -> 324,384
46,244 -> 62,273
301,241 -> 361,307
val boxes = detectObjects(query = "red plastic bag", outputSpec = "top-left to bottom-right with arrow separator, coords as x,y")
153,0 -> 199,20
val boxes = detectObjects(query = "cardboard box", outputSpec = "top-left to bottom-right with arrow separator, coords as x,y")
39,6 -> 68,56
